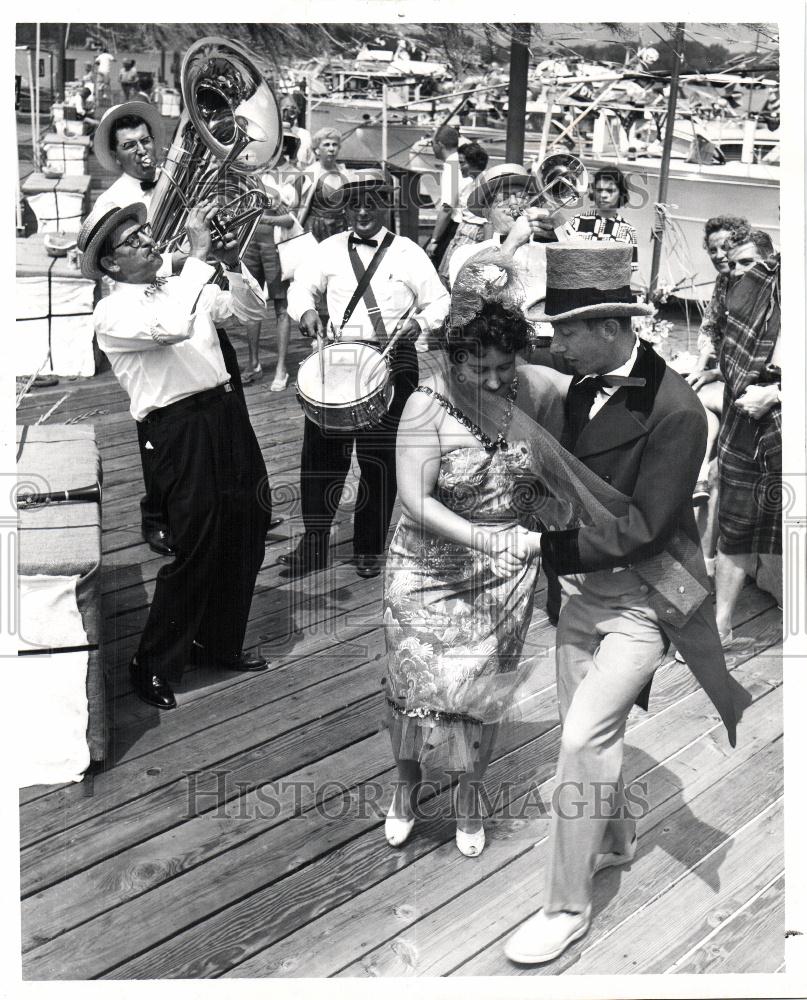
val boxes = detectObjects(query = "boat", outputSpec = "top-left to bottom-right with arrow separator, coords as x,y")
306,59 -> 779,303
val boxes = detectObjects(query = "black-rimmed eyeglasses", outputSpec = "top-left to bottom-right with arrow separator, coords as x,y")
111,222 -> 153,252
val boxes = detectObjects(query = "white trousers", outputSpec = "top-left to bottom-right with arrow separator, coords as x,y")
544,570 -> 667,914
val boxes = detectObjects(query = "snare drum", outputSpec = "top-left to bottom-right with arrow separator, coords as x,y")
296,342 -> 393,432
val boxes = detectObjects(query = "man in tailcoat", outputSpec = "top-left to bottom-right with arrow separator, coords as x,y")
506,242 -> 746,965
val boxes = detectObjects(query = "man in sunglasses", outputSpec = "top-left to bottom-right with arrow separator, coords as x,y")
77,200 -> 272,710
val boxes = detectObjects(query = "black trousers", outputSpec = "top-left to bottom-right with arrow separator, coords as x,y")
137,328 -> 244,534
136,384 -> 269,683
298,338 -> 419,557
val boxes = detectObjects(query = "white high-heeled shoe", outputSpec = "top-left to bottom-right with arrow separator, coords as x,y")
455,785 -> 485,857
385,800 -> 415,847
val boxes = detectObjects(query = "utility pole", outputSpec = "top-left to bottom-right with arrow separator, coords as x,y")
649,22 -> 684,301
55,23 -> 67,101
505,23 -> 531,164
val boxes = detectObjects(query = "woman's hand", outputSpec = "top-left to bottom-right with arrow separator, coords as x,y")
487,526 -> 541,576
687,368 -> 722,392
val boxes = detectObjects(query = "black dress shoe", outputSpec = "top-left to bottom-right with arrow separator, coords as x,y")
191,643 -> 269,672
129,658 -> 176,710
143,527 -> 175,557
355,554 -> 382,579
267,516 -> 285,532
216,651 -> 269,672
278,540 -> 328,577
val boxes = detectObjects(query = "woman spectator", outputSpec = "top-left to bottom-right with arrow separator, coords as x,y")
299,127 -> 349,243
438,141 -> 489,283
558,166 -> 638,272
686,215 -> 747,514
240,139 -> 305,390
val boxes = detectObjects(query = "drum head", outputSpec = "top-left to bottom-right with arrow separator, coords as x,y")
297,343 -> 388,405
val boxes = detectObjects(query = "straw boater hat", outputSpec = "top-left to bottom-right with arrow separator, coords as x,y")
340,168 -> 394,202
93,100 -> 163,174
466,163 -> 539,213
77,201 -> 146,280
527,243 -> 654,323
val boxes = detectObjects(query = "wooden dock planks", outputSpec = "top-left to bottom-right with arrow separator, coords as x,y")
18,330 -> 785,979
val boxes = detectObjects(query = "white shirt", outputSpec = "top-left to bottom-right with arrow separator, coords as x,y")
95,258 -> 266,420
94,172 -> 156,218
287,226 -> 449,342
582,337 -> 640,419
95,53 -> 114,75
288,126 -> 314,168
440,151 -> 461,214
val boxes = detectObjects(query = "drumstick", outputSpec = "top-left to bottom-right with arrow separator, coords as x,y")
317,331 -> 326,390
378,303 -> 418,362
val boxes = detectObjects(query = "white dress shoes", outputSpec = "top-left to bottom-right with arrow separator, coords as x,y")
385,801 -> 415,847
454,785 -> 485,857
504,905 -> 592,964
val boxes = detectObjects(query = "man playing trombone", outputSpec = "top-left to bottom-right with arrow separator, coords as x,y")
78,199 -> 272,710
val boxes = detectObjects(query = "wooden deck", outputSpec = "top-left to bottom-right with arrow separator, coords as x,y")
16,328 -> 784,980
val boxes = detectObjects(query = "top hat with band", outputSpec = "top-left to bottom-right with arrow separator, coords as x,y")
527,242 -> 654,323
93,100 -> 163,175
77,201 -> 146,280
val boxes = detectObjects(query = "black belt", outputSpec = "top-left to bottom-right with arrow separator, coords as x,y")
142,382 -> 233,425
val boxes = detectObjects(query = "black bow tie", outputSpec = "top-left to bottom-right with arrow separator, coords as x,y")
349,233 -> 379,248
140,179 -> 157,192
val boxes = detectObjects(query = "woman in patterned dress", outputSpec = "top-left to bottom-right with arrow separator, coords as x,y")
382,255 -> 564,857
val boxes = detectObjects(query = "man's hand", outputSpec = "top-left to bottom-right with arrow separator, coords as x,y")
686,368 -> 722,392
299,309 -> 324,339
735,383 -> 780,419
397,317 -> 422,341
185,199 -> 218,261
212,231 -> 240,271
488,526 -> 541,576
502,207 -> 556,254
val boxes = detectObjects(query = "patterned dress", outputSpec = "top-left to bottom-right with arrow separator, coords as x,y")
560,211 -> 639,272
383,383 -> 545,770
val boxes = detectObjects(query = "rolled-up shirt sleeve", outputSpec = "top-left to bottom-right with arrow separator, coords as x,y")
209,262 -> 268,326
95,257 -> 214,352
287,251 -> 328,323
403,243 -> 450,332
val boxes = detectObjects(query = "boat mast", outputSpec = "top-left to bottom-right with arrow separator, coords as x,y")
649,22 -> 685,301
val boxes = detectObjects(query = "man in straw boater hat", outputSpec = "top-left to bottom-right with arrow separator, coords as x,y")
77,199 -> 272,710
285,168 -> 449,579
92,100 -> 164,228
504,242 -> 747,964
92,101 -> 266,558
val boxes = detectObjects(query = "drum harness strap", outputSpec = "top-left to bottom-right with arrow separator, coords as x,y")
341,231 -> 396,344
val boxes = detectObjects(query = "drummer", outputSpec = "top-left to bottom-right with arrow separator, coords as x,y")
285,169 -> 450,578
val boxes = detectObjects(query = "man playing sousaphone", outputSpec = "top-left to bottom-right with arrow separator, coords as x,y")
284,169 -> 450,579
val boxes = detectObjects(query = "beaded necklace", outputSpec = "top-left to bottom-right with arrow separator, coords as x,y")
416,373 -> 519,453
